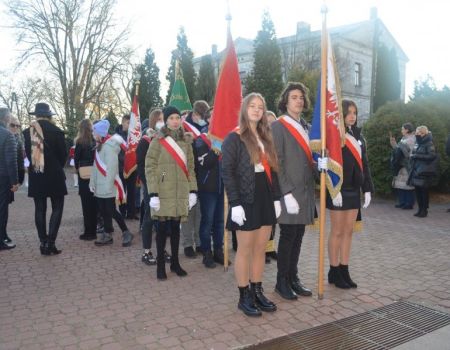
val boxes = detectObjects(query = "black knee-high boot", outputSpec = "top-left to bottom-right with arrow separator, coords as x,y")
156,222 -> 168,280
169,220 -> 187,277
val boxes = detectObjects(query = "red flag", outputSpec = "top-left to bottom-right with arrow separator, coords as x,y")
124,95 -> 141,178
209,29 -> 242,151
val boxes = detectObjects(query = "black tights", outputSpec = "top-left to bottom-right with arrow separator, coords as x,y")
156,219 -> 181,266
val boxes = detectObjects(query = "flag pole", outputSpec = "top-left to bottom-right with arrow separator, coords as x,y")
318,3 -> 328,300
223,2 -> 232,272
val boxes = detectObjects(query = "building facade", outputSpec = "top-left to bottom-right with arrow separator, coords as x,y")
193,8 -> 408,121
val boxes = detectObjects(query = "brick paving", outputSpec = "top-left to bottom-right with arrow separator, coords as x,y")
1,181 -> 449,349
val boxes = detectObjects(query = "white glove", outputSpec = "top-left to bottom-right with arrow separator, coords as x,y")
274,201 -> 281,218
318,157 -> 329,171
150,197 -> 160,211
332,192 -> 343,207
284,193 -> 300,215
188,193 -> 197,210
363,192 -> 371,209
89,186 -> 95,193
231,205 -> 246,226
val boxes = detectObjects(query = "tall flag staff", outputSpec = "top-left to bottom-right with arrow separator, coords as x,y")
208,5 -> 242,271
310,3 -> 346,298
124,74 -> 142,179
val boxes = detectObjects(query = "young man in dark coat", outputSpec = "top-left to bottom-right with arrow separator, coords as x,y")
0,108 -> 19,250
23,103 -> 68,255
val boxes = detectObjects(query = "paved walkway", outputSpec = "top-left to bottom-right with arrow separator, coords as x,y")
1,184 -> 449,349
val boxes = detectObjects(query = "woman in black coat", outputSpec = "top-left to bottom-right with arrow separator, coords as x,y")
74,119 -> 97,240
407,126 -> 437,218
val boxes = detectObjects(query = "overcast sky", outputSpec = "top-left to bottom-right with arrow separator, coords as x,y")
1,0 -> 449,100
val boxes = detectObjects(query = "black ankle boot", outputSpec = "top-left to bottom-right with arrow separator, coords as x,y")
339,264 -> 357,288
40,242 -> 50,255
170,263 -> 188,277
290,275 -> 312,296
156,257 -> 167,280
251,282 -> 277,312
238,286 -> 262,317
275,274 -> 297,300
328,265 -> 351,289
47,242 -> 61,255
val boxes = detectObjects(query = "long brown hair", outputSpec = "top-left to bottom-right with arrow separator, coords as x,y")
148,109 -> 162,130
75,119 -> 94,147
239,93 -> 278,170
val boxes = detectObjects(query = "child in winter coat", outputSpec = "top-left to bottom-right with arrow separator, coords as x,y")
145,106 -> 198,281
89,119 -> 133,246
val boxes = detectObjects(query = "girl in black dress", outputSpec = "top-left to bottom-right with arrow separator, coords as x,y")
327,100 -> 374,289
222,93 -> 281,317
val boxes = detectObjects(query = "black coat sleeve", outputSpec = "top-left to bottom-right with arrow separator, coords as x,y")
136,139 -> 149,182
361,137 -> 374,193
222,133 -> 241,207
55,131 -> 68,168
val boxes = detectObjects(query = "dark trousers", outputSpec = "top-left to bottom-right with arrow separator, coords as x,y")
277,224 -> 305,278
198,191 -> 224,253
156,220 -> 181,265
34,196 -> 65,244
397,189 -> 415,208
119,171 -> 137,218
415,186 -> 429,212
80,191 -> 97,235
0,178 -> 10,242
97,197 -> 115,233
113,204 -> 128,232
140,182 -> 154,250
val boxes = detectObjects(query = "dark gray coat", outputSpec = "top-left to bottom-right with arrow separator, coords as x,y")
271,117 -> 315,225
0,125 -> 18,186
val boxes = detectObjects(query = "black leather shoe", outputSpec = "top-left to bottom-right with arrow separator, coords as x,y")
339,265 -> 357,288
275,275 -> 297,300
184,246 -> 197,258
203,251 -> 216,269
79,233 -> 96,241
47,243 -> 62,255
0,241 -> 16,250
213,249 -> 231,266
417,210 -> 428,218
170,263 -> 188,277
290,275 -> 312,296
238,286 -> 262,317
251,282 -> 277,312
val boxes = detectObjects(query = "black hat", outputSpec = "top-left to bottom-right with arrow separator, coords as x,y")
29,103 -> 55,117
162,106 -> 181,124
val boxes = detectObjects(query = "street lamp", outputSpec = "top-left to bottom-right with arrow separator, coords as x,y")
133,70 -> 141,97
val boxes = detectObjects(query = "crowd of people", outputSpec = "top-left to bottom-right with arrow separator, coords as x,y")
0,80 -> 446,317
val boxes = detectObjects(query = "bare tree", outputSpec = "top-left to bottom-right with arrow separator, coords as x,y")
8,0 -> 131,138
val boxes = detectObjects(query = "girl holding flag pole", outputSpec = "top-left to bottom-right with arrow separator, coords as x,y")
326,100 -> 374,289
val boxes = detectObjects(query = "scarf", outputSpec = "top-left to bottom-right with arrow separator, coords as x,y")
30,120 -> 45,173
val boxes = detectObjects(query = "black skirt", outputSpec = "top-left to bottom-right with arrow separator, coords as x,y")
226,172 -> 276,231
326,188 -> 361,210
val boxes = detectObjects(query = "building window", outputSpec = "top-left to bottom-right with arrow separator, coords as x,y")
354,63 -> 361,87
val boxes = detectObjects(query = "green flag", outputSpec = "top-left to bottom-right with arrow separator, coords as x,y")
169,60 -> 192,111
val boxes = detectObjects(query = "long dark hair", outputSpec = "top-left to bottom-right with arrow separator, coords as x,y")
239,93 -> 278,170
277,82 -> 310,114
75,119 -> 94,147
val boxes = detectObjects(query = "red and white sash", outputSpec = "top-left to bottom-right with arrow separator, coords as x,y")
345,134 -> 363,171
279,116 -> 313,165
159,136 -> 189,179
183,120 -> 211,148
142,135 -> 152,144
94,148 -> 126,204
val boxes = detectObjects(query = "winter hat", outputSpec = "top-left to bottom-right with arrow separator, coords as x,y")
162,106 -> 181,124
93,119 -> 110,138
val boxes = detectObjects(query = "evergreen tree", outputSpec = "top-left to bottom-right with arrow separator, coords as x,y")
105,108 -> 119,134
244,11 -> 283,112
131,48 -> 163,119
165,27 -> 196,105
410,75 -> 437,100
287,66 -> 320,121
195,55 -> 216,104
373,45 -> 401,112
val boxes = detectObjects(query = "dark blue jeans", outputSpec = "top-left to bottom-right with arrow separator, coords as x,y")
397,189 -> 415,208
198,191 -> 224,253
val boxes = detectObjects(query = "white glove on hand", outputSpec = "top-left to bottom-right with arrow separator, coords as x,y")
188,193 -> 197,210
332,192 -> 343,207
89,186 -> 95,193
318,157 -> 329,171
231,205 -> 246,226
363,192 -> 371,209
274,201 -> 281,218
284,193 -> 300,215
150,197 -> 160,211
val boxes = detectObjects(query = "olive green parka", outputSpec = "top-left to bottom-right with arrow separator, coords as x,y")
145,127 -> 197,221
